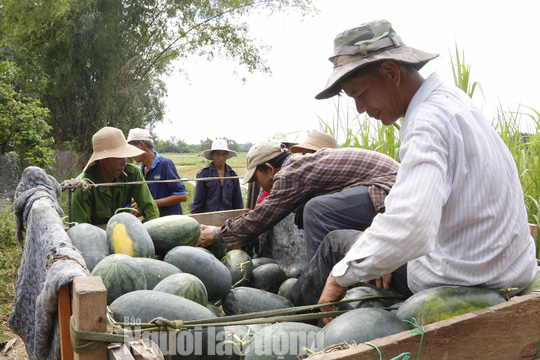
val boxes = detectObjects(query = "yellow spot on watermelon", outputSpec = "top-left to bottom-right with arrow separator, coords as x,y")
112,223 -> 133,256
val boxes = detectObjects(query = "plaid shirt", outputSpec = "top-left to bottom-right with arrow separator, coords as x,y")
214,147 -> 399,244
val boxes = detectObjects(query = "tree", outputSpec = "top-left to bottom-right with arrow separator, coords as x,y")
0,0 -> 315,156
0,61 -> 54,167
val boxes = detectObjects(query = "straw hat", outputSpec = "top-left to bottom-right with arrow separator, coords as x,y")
290,131 -> 337,153
203,139 -> 237,161
83,127 -> 145,172
242,139 -> 287,184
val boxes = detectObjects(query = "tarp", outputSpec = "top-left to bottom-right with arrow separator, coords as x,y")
9,166 -> 89,360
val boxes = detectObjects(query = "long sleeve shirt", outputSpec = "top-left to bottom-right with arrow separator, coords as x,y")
214,148 -> 399,243
333,73 -> 538,294
72,163 -> 159,226
190,162 -> 244,214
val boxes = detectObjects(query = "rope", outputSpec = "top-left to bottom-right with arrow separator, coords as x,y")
68,295 -> 402,354
60,175 -> 244,192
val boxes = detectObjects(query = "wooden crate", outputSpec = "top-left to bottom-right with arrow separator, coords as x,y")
309,290 -> 540,360
188,208 -> 249,226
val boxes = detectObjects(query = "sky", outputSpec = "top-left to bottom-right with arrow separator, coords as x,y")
154,0 -> 540,146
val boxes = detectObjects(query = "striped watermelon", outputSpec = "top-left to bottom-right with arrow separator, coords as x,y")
107,212 -> 155,258
67,223 -> 109,272
91,253 -> 147,304
153,273 -> 208,306
143,215 -> 201,255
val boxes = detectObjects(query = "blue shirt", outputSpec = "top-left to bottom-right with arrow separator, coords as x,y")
190,162 -> 244,214
141,152 -> 187,216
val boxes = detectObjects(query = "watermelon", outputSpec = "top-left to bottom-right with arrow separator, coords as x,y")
207,303 -> 224,317
250,263 -> 287,293
251,257 -> 277,269
218,325 -> 255,360
221,287 -> 293,315
222,249 -> 253,287
396,286 -> 506,326
107,212 -> 155,258
277,278 -> 297,298
143,215 -> 201,255
132,257 -> 181,290
91,254 -> 147,304
164,246 -> 232,301
206,241 -> 228,259
518,268 -> 540,296
109,290 -> 221,360
153,273 -> 208,306
285,261 -> 308,279
67,223 -> 109,272
243,322 -> 321,360
335,286 -> 386,311
310,308 -> 408,352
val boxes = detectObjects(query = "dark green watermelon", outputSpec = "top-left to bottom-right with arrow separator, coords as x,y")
153,273 -> 208,306
310,308 -> 408,352
277,278 -> 297,298
222,249 -> 253,287
67,223 -> 109,272
109,290 -> 221,360
206,241 -> 228,259
244,322 -> 321,360
91,253 -> 147,304
285,261 -> 308,279
221,287 -> 293,315
250,263 -> 287,293
251,257 -> 277,269
143,215 -> 201,255
335,286 -> 386,311
132,257 -> 181,290
396,286 -> 506,326
164,246 -> 232,301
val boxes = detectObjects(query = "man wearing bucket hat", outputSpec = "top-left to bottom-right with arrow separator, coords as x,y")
287,19 -> 537,314
196,139 -> 400,262
72,127 -> 159,226
127,128 -> 188,217
190,139 -> 244,214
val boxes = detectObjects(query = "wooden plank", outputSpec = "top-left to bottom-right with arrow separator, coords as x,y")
107,344 -> 135,360
188,209 -> 250,226
530,223 -> 538,242
72,276 -> 108,360
309,290 -> 540,360
58,284 -> 74,360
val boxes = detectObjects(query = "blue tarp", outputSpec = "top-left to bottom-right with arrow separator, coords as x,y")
9,166 -> 89,360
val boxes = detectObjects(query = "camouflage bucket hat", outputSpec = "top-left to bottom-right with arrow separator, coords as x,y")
315,19 -> 439,100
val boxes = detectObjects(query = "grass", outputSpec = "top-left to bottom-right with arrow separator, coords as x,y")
0,206 -> 22,344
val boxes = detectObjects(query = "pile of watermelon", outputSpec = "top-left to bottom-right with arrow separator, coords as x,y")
67,212 -> 539,359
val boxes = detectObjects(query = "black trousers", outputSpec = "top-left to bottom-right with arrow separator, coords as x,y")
286,229 -> 413,306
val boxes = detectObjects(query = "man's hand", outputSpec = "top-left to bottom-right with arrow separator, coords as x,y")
367,273 -> 392,290
318,272 -> 348,324
195,225 -> 217,248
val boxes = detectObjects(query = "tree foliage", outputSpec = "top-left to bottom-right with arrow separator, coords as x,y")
0,0 -> 315,156
0,61 -> 54,167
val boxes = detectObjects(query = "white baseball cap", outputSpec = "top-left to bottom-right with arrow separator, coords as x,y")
127,128 -> 153,143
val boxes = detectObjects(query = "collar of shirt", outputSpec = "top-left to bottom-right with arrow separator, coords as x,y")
401,72 -> 443,138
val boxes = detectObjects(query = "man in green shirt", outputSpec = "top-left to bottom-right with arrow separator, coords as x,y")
72,127 -> 159,226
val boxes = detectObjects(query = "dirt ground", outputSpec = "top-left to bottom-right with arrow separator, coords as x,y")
0,336 -> 28,359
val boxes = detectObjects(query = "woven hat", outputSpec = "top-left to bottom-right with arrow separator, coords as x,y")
316,19 -> 439,100
290,131 -> 337,153
83,127 -> 145,172
272,133 -> 298,147
203,139 -> 237,161
242,139 -> 287,185
127,128 -> 153,143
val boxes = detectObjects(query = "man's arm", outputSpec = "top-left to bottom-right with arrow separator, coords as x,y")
154,194 -> 187,208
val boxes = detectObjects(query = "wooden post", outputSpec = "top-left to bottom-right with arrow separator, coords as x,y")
58,284 -> 74,360
72,276 -> 108,360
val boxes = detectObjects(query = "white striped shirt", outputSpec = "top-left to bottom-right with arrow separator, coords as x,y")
333,73 -> 537,294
